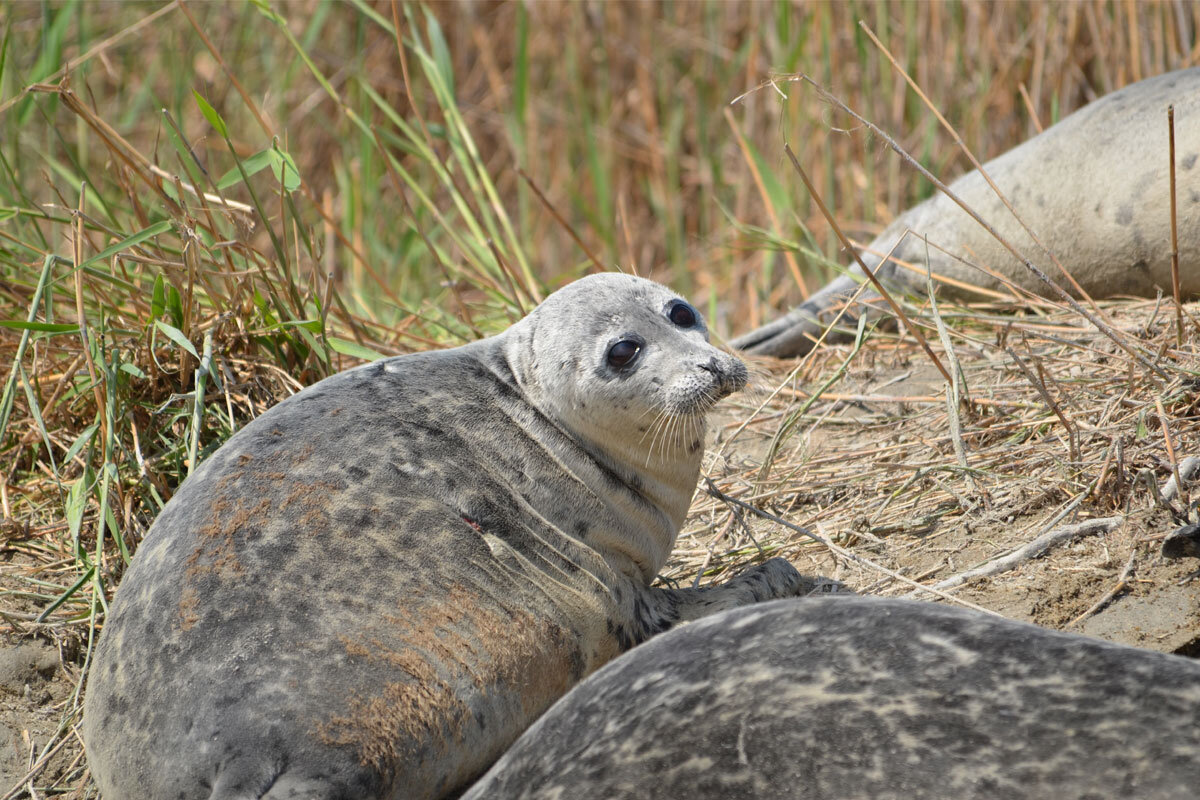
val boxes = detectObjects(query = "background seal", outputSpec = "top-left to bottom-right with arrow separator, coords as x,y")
82,273 -> 826,800
466,595 -> 1200,800
736,67 -> 1200,357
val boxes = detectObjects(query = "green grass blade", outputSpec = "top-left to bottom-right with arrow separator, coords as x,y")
327,336 -> 386,362
0,255 -> 55,444
155,320 -> 200,360
0,321 -> 79,333
191,89 -> 228,137
35,565 -> 94,623
79,219 -> 173,269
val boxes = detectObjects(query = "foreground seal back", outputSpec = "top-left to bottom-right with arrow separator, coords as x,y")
737,67 -> 1200,356
83,273 -> 816,800
466,596 -> 1200,800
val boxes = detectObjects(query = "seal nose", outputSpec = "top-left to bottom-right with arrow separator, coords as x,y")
699,355 -> 748,398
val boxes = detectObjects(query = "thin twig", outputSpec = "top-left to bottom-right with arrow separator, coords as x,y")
925,236 -> 971,470
1006,345 -> 1079,463
1017,81 -> 1044,133
923,516 -> 1123,592
518,169 -> 607,274
1069,549 -> 1138,626
715,263 -> 885,463
0,725 -> 78,800
782,143 -> 953,385
1168,105 -> 1183,347
1156,396 -> 1187,509
725,107 -> 808,297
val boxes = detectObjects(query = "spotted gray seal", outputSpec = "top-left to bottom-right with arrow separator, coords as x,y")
735,67 -> 1200,357
465,595 -> 1200,800
82,273 -> 821,800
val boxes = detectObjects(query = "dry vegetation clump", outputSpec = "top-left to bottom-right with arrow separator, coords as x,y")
1,1 -> 1199,796
677,294 -> 1200,645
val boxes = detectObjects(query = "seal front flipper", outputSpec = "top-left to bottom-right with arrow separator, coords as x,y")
642,558 -> 852,630
731,274 -> 865,357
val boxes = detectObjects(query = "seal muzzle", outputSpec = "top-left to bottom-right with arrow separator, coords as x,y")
699,355 -> 748,400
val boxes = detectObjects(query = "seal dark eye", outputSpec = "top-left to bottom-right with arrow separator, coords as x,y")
668,301 -> 698,328
607,339 -> 641,369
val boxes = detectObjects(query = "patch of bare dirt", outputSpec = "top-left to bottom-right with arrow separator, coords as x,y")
0,635 -> 82,795
0,546 -> 92,799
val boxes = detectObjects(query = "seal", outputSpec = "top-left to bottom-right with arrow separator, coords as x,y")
82,273 -> 823,800
465,596 -> 1200,800
735,67 -> 1200,357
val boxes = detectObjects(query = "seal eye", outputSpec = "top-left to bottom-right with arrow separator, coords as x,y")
607,339 -> 641,369
668,301 -> 697,328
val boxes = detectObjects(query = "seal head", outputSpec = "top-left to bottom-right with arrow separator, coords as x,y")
503,273 -> 747,577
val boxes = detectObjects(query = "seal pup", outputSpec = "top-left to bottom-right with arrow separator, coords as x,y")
735,67 -> 1200,357
82,273 -> 820,800
465,596 -> 1200,800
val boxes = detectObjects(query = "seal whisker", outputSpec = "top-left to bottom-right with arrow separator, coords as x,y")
644,406 -> 676,467
638,406 -> 671,449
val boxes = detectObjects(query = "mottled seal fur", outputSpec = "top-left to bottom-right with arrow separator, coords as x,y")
736,67 -> 1200,356
82,273 -> 820,800
465,596 -> 1200,800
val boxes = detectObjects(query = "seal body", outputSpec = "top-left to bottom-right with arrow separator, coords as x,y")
83,274 -> 812,800
736,67 -> 1200,356
466,596 -> 1200,800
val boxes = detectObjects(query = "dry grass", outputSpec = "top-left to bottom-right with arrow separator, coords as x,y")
2,1 -> 1200,797
679,296 -> 1200,598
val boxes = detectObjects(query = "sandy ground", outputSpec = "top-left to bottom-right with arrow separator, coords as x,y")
0,585 -> 87,795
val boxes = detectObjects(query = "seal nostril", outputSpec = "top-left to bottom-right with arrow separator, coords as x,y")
699,358 -> 744,397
